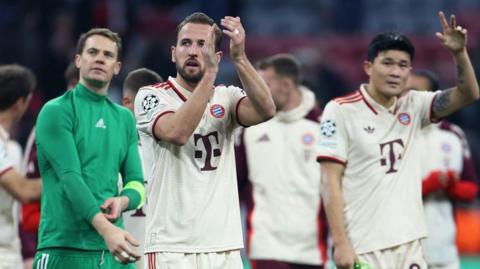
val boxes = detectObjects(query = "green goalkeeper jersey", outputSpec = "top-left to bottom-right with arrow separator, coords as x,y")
36,83 -> 144,251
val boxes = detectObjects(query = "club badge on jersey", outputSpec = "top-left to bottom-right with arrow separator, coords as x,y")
397,113 -> 411,125
210,104 -> 225,119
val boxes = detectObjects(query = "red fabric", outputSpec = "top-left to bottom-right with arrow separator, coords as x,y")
22,202 -> 41,233
422,171 -> 444,196
446,181 -> 478,202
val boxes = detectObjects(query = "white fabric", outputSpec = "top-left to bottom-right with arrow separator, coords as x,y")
317,85 -> 438,254
358,240 -> 427,269
136,77 -> 245,253
243,88 -> 324,265
0,125 -> 23,263
145,250 -> 243,269
420,124 -> 463,266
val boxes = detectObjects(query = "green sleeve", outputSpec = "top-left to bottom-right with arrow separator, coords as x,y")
36,102 -> 101,224
119,112 -> 145,210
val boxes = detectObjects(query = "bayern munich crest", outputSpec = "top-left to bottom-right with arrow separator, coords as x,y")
210,104 -> 225,118
302,133 -> 315,145
320,120 -> 336,137
397,113 -> 411,125
142,94 -> 160,112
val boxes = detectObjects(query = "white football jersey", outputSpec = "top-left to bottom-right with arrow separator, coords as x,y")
0,125 -> 22,261
317,85 -> 438,254
420,123 -> 463,265
240,88 -> 326,265
135,77 -> 245,253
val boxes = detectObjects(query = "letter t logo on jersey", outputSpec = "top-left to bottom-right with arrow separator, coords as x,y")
379,139 -> 404,174
194,131 -> 222,171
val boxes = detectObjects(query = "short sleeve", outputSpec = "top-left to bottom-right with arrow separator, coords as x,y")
408,90 -> 439,127
316,101 -> 348,165
0,141 -> 13,174
225,86 -> 247,128
135,87 -> 176,138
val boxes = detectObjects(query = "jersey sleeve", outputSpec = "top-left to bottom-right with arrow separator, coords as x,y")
316,101 -> 348,165
226,86 -> 248,128
36,102 -> 101,224
119,111 -> 145,210
135,87 -> 176,139
0,141 -> 13,176
409,90 -> 439,127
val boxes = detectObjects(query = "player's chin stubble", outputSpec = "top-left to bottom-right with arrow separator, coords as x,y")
176,63 -> 203,84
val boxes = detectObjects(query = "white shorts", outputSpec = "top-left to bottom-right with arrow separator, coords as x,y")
144,250 -> 243,269
358,240 -> 427,269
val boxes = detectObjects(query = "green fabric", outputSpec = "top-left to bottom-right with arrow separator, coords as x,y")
36,83 -> 144,251
33,248 -> 136,269
121,181 -> 145,210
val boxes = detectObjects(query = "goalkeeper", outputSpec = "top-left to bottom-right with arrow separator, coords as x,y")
33,28 -> 144,268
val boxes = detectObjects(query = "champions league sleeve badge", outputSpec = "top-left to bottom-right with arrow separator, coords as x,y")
320,120 -> 336,137
142,94 -> 160,112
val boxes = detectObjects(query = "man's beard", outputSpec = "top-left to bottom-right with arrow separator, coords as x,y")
176,62 -> 203,84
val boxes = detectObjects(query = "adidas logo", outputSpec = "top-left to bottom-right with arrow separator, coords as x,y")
364,125 -> 375,134
257,134 -> 270,142
95,118 -> 106,129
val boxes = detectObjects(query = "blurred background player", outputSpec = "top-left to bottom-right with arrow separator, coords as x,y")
407,69 -> 478,269
0,64 -> 42,269
121,67 -> 163,269
317,11 -> 479,269
20,61 -> 79,269
235,53 -> 327,269
34,28 -> 145,268
135,12 -> 275,269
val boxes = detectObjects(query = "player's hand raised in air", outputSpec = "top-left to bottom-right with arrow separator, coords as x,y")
334,241 -> 359,269
202,24 -> 220,74
436,11 -> 467,54
221,16 -> 246,62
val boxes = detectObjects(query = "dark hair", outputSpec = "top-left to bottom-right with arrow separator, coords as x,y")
176,12 -> 222,51
412,69 -> 439,92
256,53 -> 302,85
123,68 -> 163,94
0,64 -> 36,111
64,61 -> 79,87
368,32 -> 414,62
76,28 -> 122,60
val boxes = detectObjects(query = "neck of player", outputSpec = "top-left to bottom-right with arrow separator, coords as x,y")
366,84 -> 396,109
282,87 -> 302,112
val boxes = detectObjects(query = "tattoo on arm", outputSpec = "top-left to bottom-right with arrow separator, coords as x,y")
433,88 -> 452,115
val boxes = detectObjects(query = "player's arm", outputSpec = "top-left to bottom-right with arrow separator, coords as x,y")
320,161 -> 358,269
37,103 -> 139,264
102,113 -> 144,220
221,16 -> 276,126
432,11 -> 480,119
0,170 -> 41,203
153,25 -> 218,145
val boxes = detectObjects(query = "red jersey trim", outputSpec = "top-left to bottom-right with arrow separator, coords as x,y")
166,80 -> 187,102
235,96 -> 249,127
316,155 -> 346,165
358,89 -> 378,115
335,91 -> 361,103
0,166 -> 13,177
337,96 -> 363,105
429,93 -> 441,123
151,111 -> 175,140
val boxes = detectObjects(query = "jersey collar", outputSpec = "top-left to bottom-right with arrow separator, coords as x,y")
0,124 -> 8,143
167,77 -> 191,101
76,83 -> 107,103
359,84 -> 397,115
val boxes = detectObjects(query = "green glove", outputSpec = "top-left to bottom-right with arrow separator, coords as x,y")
354,261 -> 372,269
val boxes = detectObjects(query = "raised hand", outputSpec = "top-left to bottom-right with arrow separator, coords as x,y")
201,24 -> 219,74
436,11 -> 468,54
220,16 -> 246,62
